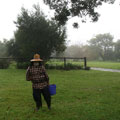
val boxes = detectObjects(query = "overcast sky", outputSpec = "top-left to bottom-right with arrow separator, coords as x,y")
0,0 -> 120,45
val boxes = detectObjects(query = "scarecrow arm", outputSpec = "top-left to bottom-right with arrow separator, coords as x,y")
42,66 -> 49,84
26,67 -> 31,81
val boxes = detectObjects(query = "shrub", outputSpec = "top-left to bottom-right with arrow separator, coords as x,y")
0,59 -> 10,69
65,63 -> 83,70
84,66 -> 91,70
56,65 -> 64,70
9,61 -> 17,69
17,62 -> 30,69
45,64 -> 56,69
45,63 -> 83,70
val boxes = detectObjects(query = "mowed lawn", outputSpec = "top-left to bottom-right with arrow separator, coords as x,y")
47,60 -> 120,70
88,61 -> 120,69
0,69 -> 120,120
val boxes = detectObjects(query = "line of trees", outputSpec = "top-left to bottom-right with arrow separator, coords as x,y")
0,39 -> 8,57
1,32 -> 120,61
0,1 -> 118,62
62,33 -> 120,61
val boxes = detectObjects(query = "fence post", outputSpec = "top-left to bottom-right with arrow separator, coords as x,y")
64,57 -> 66,69
84,57 -> 87,69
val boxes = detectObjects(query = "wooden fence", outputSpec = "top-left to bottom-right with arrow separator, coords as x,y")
0,57 -> 88,69
49,57 -> 87,69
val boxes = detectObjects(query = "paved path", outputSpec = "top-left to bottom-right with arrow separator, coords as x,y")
91,67 -> 120,73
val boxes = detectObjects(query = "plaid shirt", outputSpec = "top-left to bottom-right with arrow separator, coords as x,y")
26,65 -> 49,89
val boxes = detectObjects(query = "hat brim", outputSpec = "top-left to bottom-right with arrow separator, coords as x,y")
30,59 -> 43,62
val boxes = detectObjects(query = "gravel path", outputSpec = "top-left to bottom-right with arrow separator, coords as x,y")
91,67 -> 120,73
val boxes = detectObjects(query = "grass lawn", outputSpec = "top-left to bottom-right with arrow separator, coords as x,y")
47,60 -> 120,70
88,61 -> 120,69
0,69 -> 120,120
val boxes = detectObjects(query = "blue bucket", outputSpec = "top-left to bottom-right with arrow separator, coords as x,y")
49,84 -> 56,96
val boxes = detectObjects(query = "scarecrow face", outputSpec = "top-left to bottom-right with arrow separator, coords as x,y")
33,62 -> 39,66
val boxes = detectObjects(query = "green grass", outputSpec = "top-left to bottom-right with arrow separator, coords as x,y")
0,69 -> 120,120
47,60 -> 120,70
88,61 -> 120,69
47,59 -> 84,66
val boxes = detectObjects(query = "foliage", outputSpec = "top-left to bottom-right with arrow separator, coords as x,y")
59,33 -> 120,61
114,39 -> 120,61
43,0 -> 115,27
6,39 -> 18,58
0,40 -> 11,68
9,61 -> 17,69
45,62 -> 83,70
1,69 -> 120,120
46,58 -> 85,70
63,45 -> 85,58
88,33 -> 114,61
46,60 -> 120,70
0,59 -> 10,69
65,63 -> 83,70
17,62 -> 30,69
0,39 -> 8,57
7,5 -> 66,61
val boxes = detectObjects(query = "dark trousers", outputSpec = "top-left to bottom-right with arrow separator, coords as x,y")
33,86 -> 51,109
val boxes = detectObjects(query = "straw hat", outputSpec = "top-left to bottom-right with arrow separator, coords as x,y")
30,54 -> 43,62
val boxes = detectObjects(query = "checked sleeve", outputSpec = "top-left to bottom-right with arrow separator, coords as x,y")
42,66 -> 49,82
26,67 -> 31,81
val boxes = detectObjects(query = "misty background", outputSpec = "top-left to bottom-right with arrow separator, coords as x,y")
0,0 -> 120,61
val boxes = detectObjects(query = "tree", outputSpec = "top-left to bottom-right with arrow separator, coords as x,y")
0,39 -> 8,57
7,5 -> 66,61
43,0 -> 115,27
83,45 -> 101,60
6,38 -> 19,57
62,44 -> 101,60
63,45 -> 85,57
88,33 -> 114,61
114,39 -> 120,61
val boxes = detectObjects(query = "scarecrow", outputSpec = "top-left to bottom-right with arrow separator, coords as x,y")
26,54 -> 51,111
